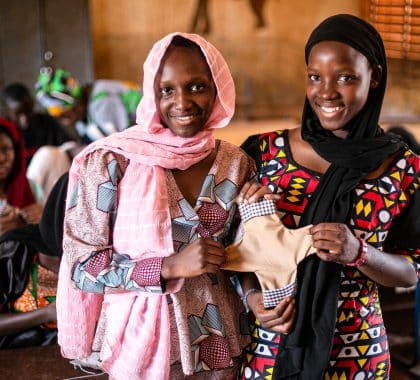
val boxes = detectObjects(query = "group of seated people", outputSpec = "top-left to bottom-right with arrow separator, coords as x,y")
0,68 -> 142,349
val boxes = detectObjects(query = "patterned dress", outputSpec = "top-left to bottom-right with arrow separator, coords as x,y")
68,140 -> 253,378
240,129 -> 419,380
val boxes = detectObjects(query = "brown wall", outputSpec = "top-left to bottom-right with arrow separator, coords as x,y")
90,0 -> 420,122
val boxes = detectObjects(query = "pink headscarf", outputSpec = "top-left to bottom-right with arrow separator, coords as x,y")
57,32 -> 235,380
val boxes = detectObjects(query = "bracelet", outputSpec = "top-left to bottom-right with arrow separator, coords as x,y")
347,238 -> 368,267
242,288 -> 260,312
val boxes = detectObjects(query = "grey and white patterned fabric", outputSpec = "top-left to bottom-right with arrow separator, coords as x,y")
237,199 -> 277,223
263,281 -> 296,308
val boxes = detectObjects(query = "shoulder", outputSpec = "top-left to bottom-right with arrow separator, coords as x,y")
75,147 -> 130,180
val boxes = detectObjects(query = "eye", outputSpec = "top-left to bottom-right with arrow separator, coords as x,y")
337,74 -> 355,84
160,87 -> 173,96
308,74 -> 319,82
190,83 -> 206,92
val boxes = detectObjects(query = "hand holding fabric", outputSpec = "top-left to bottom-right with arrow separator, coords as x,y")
236,181 -> 279,204
310,223 -> 360,264
162,237 -> 226,279
247,291 -> 296,334
0,208 -> 24,235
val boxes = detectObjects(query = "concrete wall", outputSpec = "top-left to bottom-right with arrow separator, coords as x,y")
89,0 -> 420,123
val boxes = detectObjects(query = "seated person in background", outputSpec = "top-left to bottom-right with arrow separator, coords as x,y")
0,172 -> 68,349
1,83 -> 74,165
26,141 -> 81,205
387,124 -> 420,154
35,67 -> 142,144
0,118 -> 42,235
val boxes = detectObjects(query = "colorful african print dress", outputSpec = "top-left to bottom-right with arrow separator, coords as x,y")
68,140 -> 252,378
240,129 -> 419,380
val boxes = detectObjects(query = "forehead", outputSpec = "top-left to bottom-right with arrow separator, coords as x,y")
0,131 -> 13,145
4,95 -> 32,111
157,46 -> 212,81
308,40 -> 370,67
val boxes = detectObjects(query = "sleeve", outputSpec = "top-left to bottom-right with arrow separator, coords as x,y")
385,152 -> 419,274
64,150 -> 168,294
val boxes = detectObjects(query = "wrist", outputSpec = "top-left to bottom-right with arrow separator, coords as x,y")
347,238 -> 368,267
242,288 -> 260,312
161,256 -> 176,280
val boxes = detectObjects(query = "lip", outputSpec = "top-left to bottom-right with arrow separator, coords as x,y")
316,103 -> 344,118
170,113 -> 199,125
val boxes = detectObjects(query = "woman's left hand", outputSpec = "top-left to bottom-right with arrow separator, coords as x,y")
236,181 -> 279,204
310,223 -> 360,265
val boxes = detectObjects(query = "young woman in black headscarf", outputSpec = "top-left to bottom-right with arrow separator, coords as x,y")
237,14 -> 419,379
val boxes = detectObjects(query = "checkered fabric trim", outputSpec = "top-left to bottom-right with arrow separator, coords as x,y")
263,281 -> 296,308
237,199 -> 277,223
84,249 -> 112,277
131,257 -> 163,287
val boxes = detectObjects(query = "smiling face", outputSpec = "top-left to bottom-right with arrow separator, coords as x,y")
0,132 -> 15,181
306,41 -> 377,138
154,45 -> 217,138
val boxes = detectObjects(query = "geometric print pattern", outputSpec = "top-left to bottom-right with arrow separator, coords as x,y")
189,304 -> 232,372
240,317 -> 280,380
172,174 -> 238,251
242,129 -> 420,380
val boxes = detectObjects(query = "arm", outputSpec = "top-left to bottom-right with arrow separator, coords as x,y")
0,302 -> 56,335
310,223 -> 418,288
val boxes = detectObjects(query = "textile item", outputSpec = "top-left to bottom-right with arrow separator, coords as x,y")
35,67 -> 82,117
224,200 -> 315,308
272,15 -> 406,380
12,262 -> 57,324
250,129 -> 419,380
57,32 -> 236,380
39,172 -> 68,257
0,118 -> 35,208
62,142 -> 252,377
75,79 -> 142,144
0,171 -> 68,308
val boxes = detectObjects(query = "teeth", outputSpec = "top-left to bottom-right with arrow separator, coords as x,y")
174,115 -> 194,121
321,106 -> 341,113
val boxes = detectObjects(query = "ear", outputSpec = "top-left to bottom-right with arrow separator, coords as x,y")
370,64 -> 382,89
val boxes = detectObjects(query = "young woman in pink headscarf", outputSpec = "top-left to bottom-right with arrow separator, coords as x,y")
56,33 -> 256,379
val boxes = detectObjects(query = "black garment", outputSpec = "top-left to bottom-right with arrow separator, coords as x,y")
21,113 -> 72,164
272,14 -> 409,380
0,172 -> 68,348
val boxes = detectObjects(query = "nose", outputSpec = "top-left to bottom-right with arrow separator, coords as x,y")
319,79 -> 339,100
174,90 -> 192,110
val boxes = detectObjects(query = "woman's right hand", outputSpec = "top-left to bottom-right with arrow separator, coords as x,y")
247,291 -> 296,334
162,238 -> 226,280
0,208 -> 24,235
236,181 -> 280,204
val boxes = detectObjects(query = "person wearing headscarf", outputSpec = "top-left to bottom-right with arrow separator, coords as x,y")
0,118 -> 43,234
56,33 -> 257,380
0,172 -> 68,348
35,67 -> 142,144
237,14 -> 419,379
1,83 -> 73,165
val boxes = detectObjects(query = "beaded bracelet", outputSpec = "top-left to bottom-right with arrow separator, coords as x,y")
242,288 -> 260,312
347,238 -> 368,267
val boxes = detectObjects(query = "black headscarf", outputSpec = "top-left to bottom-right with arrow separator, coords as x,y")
274,14 -> 406,379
